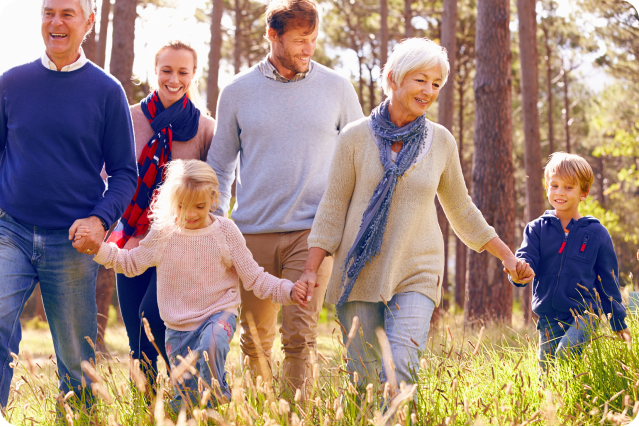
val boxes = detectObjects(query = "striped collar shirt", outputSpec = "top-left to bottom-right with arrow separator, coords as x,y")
41,48 -> 88,72
257,55 -> 312,83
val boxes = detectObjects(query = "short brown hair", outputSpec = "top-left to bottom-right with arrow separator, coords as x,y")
265,0 -> 319,37
544,152 -> 594,194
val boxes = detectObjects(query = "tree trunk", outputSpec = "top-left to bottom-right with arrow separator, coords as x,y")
562,68 -> 570,153
234,0 -> 242,74
438,0 -> 456,132
433,0 -> 456,323
517,0 -> 544,326
454,70 -> 467,310
464,0 -> 513,326
96,0 -> 111,68
95,266 -> 116,352
368,66 -> 375,113
404,0 -> 413,37
542,24 -> 554,156
83,28 -> 98,63
380,0 -> 388,67
207,0 -> 224,118
110,0 -> 137,101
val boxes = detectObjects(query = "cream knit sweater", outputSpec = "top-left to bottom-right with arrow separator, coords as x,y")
308,117 -> 498,307
95,216 -> 294,331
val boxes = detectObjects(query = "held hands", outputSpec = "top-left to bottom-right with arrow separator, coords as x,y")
290,267 -> 320,308
298,268 -> 319,301
503,257 -> 535,284
291,281 -> 311,308
69,216 -> 105,255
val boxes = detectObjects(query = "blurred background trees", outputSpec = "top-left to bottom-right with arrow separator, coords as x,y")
20,0 -> 639,330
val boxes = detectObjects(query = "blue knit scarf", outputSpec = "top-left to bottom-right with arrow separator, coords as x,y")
337,99 -> 428,309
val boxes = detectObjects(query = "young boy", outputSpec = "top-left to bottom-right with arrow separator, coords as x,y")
510,152 -> 630,373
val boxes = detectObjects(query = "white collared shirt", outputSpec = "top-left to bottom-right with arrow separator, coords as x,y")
41,48 -> 88,72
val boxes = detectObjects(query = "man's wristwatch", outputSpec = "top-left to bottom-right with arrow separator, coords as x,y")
94,216 -> 108,232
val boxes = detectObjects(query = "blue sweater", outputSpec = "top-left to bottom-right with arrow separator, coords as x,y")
0,60 -> 137,229
512,210 -> 627,331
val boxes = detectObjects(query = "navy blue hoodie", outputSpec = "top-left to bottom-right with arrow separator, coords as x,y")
512,210 -> 627,331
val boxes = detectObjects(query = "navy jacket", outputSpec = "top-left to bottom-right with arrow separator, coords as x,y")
512,210 -> 627,331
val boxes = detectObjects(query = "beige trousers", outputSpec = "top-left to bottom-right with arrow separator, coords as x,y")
240,229 -> 332,397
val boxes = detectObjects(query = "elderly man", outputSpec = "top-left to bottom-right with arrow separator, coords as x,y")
0,0 -> 137,407
207,0 -> 363,397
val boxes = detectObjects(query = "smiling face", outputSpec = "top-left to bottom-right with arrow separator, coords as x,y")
176,190 -> 214,230
155,48 -> 196,109
388,65 -> 443,127
546,173 -> 588,218
268,22 -> 318,79
42,0 -> 93,67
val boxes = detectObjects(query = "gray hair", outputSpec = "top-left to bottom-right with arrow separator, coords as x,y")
381,38 -> 450,96
42,0 -> 97,31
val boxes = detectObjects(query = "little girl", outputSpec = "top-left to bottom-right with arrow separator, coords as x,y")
76,159 -> 307,409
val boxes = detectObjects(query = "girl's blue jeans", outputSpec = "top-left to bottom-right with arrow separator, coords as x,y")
165,311 -> 236,411
0,208 -> 100,407
537,315 -> 597,376
338,292 -> 435,387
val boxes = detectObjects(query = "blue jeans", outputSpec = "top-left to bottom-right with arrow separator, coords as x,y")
338,292 -> 435,387
0,209 -> 99,406
117,268 -> 168,383
537,315 -> 597,375
164,311 -> 236,410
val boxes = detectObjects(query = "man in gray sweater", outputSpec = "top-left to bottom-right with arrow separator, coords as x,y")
207,0 -> 362,397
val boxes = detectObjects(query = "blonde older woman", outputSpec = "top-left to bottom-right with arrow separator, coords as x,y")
300,38 -> 533,389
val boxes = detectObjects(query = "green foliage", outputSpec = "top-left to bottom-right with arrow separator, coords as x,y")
578,197 -> 621,235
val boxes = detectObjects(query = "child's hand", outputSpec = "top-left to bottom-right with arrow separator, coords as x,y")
291,281 -> 309,308
516,260 -> 535,284
73,226 -> 91,242
506,258 -> 535,284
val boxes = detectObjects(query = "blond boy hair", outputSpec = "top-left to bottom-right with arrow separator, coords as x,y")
544,152 -> 594,194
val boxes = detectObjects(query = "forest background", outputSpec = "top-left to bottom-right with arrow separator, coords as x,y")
0,0 -> 638,333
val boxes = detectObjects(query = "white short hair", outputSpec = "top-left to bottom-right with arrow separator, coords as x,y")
381,38 -> 450,96
42,0 -> 96,20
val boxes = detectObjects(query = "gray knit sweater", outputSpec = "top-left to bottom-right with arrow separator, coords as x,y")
207,61 -> 363,234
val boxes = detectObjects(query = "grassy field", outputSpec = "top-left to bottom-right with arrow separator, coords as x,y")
2,305 -> 638,426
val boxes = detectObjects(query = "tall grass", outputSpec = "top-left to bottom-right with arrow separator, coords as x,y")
3,311 -> 638,426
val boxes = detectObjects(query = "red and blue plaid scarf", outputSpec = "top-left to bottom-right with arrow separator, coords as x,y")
109,91 -> 200,248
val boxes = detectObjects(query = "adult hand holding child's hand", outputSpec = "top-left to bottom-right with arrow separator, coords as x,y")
298,269 -> 319,302
69,216 -> 105,255
291,281 -> 310,308
503,257 -> 535,284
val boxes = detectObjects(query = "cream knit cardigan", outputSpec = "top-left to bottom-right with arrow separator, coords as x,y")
308,117 -> 498,307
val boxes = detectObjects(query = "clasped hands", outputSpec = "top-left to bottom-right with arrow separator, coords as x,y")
503,256 -> 535,284
69,216 -> 105,255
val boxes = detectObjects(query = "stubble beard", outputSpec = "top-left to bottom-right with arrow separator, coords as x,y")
274,47 -> 308,75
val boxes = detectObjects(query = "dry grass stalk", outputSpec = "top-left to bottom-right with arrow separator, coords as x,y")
80,360 -> 104,385
472,327 -> 485,356
131,359 -> 148,392
170,352 -> 198,386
